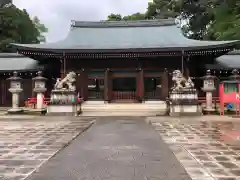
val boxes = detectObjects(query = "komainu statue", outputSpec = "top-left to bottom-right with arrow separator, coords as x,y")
54,71 -> 77,91
171,70 -> 194,90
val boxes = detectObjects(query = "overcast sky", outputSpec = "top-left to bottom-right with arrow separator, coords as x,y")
13,0 -> 148,42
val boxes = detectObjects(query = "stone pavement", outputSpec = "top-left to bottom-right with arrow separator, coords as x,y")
148,116 -> 240,180
0,116 -> 94,180
25,117 -> 191,180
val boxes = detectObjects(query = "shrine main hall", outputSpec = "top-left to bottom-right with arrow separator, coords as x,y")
1,18 -> 239,105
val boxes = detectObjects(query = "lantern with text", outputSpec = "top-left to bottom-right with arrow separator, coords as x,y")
219,69 -> 240,115
201,70 -> 216,114
32,71 -> 47,111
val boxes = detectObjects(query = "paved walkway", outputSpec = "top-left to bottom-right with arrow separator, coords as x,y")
148,116 -> 240,180
26,118 -> 191,180
0,117 -> 94,180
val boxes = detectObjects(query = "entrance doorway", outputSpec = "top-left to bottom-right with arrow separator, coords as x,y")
88,78 -> 104,100
144,77 -> 161,99
112,77 -> 137,101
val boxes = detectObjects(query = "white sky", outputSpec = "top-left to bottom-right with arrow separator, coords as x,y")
13,0 -> 148,42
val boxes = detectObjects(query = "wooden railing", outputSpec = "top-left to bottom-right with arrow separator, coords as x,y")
112,91 -> 136,100
25,97 -> 50,108
144,91 -> 160,100
88,90 -> 104,100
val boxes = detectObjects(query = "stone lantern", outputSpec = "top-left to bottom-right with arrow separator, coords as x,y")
32,71 -> 47,111
201,69 -> 216,114
229,69 -> 240,81
7,71 -> 23,113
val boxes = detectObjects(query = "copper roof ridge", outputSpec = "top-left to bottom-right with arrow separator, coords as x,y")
70,18 -> 176,28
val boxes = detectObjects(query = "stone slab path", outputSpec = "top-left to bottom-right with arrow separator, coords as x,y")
148,116 -> 240,180
0,117 -> 94,180
26,117 -> 191,180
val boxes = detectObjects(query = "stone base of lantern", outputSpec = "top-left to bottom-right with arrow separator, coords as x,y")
7,108 -> 24,114
25,108 -> 47,115
46,90 -> 79,116
202,107 -> 216,115
169,88 -> 202,117
47,105 -> 78,116
169,105 -> 202,116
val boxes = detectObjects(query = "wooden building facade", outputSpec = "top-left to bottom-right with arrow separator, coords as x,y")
1,18 -> 238,105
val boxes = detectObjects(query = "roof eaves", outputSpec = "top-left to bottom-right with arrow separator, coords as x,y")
0,53 -> 24,58
0,67 -> 44,72
12,40 -> 239,54
227,49 -> 240,55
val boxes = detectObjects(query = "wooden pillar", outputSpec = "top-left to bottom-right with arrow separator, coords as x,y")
161,68 -> 169,100
214,77 -> 220,97
22,78 -> 33,106
60,54 -> 67,79
76,72 -> 82,97
104,69 -> 109,102
181,50 -> 184,75
185,67 -> 190,78
60,59 -> 64,79
81,69 -> 88,101
136,69 -> 144,102
104,69 -> 112,102
183,56 -> 190,78
1,79 -> 4,106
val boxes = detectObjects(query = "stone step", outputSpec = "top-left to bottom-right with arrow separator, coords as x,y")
82,102 -> 167,110
80,101 -> 167,116
81,107 -> 166,111
0,107 -> 9,111
81,106 -> 165,109
80,111 -> 165,116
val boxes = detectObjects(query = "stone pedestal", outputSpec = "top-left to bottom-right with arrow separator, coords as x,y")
201,70 -> 216,114
7,72 -> 23,114
204,91 -> 215,113
169,89 -> 202,116
47,90 -> 78,116
36,93 -> 44,109
47,71 -> 81,116
8,89 -> 23,113
32,71 -> 47,114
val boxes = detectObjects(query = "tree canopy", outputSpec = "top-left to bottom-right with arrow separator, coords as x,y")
107,13 -> 145,21
205,0 -> 240,40
32,16 -> 48,42
106,0 -> 240,41
170,0 -> 240,40
0,3 -> 48,52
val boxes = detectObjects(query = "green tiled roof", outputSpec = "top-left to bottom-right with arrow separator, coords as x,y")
12,19 -> 239,53
215,54 -> 240,68
227,49 -> 240,55
0,53 -> 42,71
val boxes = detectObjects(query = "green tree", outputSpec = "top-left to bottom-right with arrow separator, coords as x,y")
171,0 -> 240,40
145,0 -> 178,19
107,13 -> 146,21
106,0 -> 240,41
122,13 -> 145,21
32,16 -> 48,42
0,5 -> 47,52
206,1 -> 240,40
170,0 -> 215,39
107,14 -> 122,21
